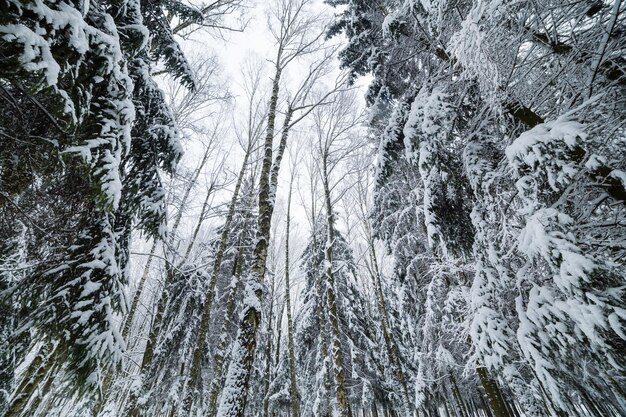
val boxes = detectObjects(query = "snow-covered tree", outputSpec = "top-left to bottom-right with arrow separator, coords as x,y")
0,0 -> 212,414
328,0 -> 626,415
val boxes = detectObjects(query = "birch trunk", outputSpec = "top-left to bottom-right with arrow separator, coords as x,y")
179,145 -> 252,417
311,178 -> 331,417
169,146 -> 212,255
207,244 -> 245,416
368,242 -> 411,415
321,156 -> 353,417
284,178 -> 300,417
126,150 -> 215,417
274,299 -> 285,368
262,271 -> 275,417
180,183 -> 213,265
215,63 -> 282,417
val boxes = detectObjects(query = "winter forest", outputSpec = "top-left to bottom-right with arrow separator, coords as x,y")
1,0 -> 625,416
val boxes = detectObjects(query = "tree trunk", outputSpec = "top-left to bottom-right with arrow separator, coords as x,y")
169,148 -> 212,251
126,153 -> 218,417
124,240 -> 158,340
262,271 -> 275,417
311,200 -> 332,417
284,177 -> 300,417
207,244 -> 245,416
126,266 -> 174,417
274,300 -> 284,368
216,64 -> 282,417
315,267 -> 332,417
368,238 -> 411,415
477,367 -> 513,417
321,156 -> 353,417
449,372 -> 469,417
179,146 -> 252,417
93,239 -> 158,416
4,342 -> 56,417
180,184 -> 212,265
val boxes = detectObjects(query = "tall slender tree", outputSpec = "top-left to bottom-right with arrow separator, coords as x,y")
217,1 -> 344,414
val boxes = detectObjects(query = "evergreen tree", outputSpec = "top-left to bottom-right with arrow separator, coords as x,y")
0,0 -> 199,413
328,0 -> 626,415
294,219 -> 379,415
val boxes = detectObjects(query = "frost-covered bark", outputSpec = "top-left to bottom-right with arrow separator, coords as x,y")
368,234 -> 410,415
321,160 -> 353,417
207,244 -> 246,417
284,177 -> 300,417
179,141 -> 253,417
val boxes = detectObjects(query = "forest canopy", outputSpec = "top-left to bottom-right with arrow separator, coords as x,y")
0,0 -> 624,417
